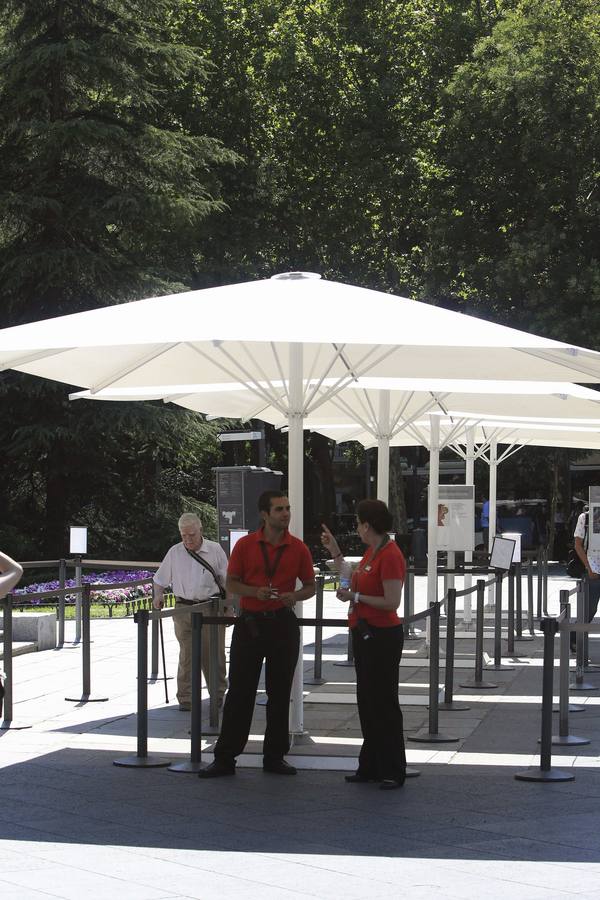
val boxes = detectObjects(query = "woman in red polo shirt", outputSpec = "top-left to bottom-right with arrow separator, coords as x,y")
322,499 -> 406,790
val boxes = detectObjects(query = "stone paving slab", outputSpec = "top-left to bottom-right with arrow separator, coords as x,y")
2,573 -> 600,898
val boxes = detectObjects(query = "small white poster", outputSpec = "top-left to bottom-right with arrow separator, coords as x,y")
490,536 -> 516,571
588,487 -> 600,551
435,485 -> 475,551
501,531 -> 522,564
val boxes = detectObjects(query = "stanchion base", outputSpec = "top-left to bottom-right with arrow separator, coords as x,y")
333,661 -> 355,667
514,767 -> 574,783
0,720 -> 33,731
486,664 -> 516,672
553,704 -> 586,713
548,734 -> 590,746
407,731 -> 459,743
459,680 -> 498,690
304,677 -> 326,686
168,760 -> 203,773
290,730 -> 313,746
113,755 -> 171,768
65,695 -> 109,703
405,767 -> 421,778
569,682 -> 598,692
201,723 -> 220,736
437,702 -> 471,711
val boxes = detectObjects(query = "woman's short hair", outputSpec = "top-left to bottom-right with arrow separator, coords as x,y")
357,499 -> 393,534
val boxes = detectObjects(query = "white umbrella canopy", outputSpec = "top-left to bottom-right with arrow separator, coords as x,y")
5,274 -> 600,394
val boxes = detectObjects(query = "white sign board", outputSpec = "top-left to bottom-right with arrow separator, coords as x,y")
229,528 -> 249,554
490,535 -> 516,571
69,526 -> 88,555
588,487 -> 600,551
434,484 -> 475,551
501,532 -> 522,564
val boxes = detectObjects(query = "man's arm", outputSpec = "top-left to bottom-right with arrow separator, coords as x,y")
575,536 -> 598,579
0,551 -> 23,599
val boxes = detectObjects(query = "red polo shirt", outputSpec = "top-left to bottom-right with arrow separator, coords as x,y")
228,527 -> 315,612
349,541 -> 405,628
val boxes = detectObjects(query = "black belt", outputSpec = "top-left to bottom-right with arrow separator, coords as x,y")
175,597 -> 211,606
241,607 -> 292,619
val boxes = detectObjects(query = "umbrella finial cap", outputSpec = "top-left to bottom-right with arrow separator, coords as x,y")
270,271 -> 321,281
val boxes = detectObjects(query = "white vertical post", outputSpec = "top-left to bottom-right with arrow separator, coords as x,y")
487,437 -> 498,609
463,426 -> 475,626
288,343 -> 305,737
489,438 -> 498,550
427,415 -> 440,610
377,390 -> 391,504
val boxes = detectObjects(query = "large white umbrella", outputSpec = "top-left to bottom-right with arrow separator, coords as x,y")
5,272 -> 600,731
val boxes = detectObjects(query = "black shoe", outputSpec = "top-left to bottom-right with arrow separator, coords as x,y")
198,759 -> 235,778
345,773 -> 377,783
263,758 -> 297,775
379,778 -> 405,791
570,644 -> 577,654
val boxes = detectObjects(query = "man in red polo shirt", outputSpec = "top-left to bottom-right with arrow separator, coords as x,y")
199,491 -> 315,778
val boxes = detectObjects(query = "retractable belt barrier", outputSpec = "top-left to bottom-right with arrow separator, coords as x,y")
116,601 -> 452,772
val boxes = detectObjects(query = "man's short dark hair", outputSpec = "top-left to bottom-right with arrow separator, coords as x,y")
356,499 -> 393,534
258,490 -> 288,513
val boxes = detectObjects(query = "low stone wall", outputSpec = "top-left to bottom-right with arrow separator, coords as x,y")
12,612 -> 56,651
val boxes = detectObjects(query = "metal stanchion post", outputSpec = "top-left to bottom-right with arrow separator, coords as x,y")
551,595 -> 588,746
170,610 -> 204,772
527,558 -> 535,635
489,573 -> 514,672
66,584 -> 108,703
409,603 -> 458,743
514,559 -> 533,642
571,580 -> 597,691
515,616 -> 574,782
114,609 -> 170,767
536,548 -> 543,620
207,597 -> 220,732
0,594 -> 32,731
405,569 -> 420,640
542,548 -> 549,617
439,588 -> 470,711
58,558 -> 66,648
150,614 -> 159,681
460,580 -> 497,690
305,574 -> 325,685
75,554 -> 82,643
506,567 -> 515,656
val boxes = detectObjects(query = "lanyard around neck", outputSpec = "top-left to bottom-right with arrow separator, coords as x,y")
259,541 -> 286,585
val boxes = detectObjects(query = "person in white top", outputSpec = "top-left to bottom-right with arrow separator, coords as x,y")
153,513 -> 233,710
0,551 -> 23,712
572,508 -> 600,651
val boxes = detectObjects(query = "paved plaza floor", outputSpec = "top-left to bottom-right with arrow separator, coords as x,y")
2,573 -> 600,898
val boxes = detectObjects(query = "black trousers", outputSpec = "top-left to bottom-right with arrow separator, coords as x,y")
352,623 -> 406,781
215,608 -> 300,764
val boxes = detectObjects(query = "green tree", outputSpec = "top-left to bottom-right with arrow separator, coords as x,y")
424,0 -> 600,342
0,0 -> 233,557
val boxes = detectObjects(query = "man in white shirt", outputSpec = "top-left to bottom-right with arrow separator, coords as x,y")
153,513 -> 233,710
572,507 -> 600,652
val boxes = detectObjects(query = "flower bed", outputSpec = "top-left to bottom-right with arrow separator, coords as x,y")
14,569 -> 155,606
